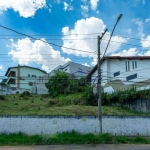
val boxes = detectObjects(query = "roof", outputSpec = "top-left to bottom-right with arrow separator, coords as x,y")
5,66 -> 47,76
86,56 -> 150,79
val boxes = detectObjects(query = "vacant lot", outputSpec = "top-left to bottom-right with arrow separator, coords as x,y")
0,93 -> 149,116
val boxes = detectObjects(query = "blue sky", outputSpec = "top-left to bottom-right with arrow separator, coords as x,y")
0,0 -> 150,78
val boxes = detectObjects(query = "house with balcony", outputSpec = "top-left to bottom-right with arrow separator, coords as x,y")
5,65 -> 47,90
86,56 -> 150,93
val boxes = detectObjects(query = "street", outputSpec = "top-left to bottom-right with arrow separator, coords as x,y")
0,145 -> 150,150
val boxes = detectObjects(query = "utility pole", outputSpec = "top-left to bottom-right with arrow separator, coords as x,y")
97,29 -> 107,134
97,14 -> 123,134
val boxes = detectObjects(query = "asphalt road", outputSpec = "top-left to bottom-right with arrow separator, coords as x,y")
0,145 -> 150,150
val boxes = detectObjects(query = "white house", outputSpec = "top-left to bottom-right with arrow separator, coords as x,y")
32,61 -> 91,94
5,65 -> 47,90
54,61 -> 91,77
86,56 -> 150,93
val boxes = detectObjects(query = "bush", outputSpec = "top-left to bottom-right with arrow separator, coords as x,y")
83,86 -> 98,106
16,91 -> 19,94
0,95 -> 5,100
20,91 -> 31,97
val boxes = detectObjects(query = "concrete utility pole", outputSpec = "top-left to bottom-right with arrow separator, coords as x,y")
97,14 -> 123,134
97,29 -> 107,134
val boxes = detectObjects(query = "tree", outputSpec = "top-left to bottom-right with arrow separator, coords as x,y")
45,72 -> 70,97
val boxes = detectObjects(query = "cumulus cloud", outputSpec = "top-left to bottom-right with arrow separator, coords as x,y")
0,0 -> 46,18
90,0 -> 99,11
141,35 -> 150,48
0,65 -> 3,70
63,2 -> 73,11
8,38 -> 70,73
62,17 -> 127,59
81,5 -> 88,17
111,48 -> 137,56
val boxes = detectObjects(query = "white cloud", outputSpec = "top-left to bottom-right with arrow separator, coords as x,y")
82,63 -> 90,67
63,2 -> 73,11
55,0 -> 61,4
111,48 -> 137,56
0,65 -> 3,70
8,38 -> 70,73
125,28 -> 132,34
0,0 -> 46,18
145,18 -> 150,23
81,5 -> 88,17
132,18 -> 144,38
90,0 -> 99,11
141,35 -> 150,48
63,2 -> 69,11
62,17 -> 127,59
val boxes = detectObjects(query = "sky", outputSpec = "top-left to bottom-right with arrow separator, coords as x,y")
0,0 -> 150,78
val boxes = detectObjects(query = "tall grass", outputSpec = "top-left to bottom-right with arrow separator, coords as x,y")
0,132 -> 150,145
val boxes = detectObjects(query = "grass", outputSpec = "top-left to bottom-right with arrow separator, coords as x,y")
0,93 -> 150,116
0,132 -> 150,145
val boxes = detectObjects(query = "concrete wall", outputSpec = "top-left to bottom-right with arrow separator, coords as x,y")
0,85 -> 32,95
0,116 -> 150,136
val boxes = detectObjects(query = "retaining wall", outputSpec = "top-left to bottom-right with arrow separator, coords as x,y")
0,116 -> 150,136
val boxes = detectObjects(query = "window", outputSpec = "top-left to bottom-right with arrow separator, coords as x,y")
32,75 -> 36,77
132,61 -> 134,69
125,61 -> 127,72
28,74 -> 30,77
125,61 -> 131,72
114,71 -> 120,77
28,82 -> 33,86
135,61 -> 137,68
126,73 -> 137,81
128,61 -> 130,71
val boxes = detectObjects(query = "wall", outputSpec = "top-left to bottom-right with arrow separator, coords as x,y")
0,85 -> 32,95
0,116 -> 150,136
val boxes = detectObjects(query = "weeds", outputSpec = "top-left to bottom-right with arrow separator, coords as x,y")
0,132 -> 150,145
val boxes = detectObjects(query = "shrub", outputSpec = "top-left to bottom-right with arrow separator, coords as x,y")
20,91 -> 31,97
0,95 -> 5,100
83,85 -> 98,106
16,91 -> 19,94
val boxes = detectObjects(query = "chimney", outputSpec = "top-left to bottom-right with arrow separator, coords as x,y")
18,64 -> 20,88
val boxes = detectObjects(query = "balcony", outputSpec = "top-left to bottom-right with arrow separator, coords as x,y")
8,71 -> 16,77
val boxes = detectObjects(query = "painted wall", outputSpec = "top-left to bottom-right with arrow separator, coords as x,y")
0,116 -> 150,136
92,59 -> 150,93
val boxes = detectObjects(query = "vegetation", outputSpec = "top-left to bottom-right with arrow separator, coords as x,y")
45,72 -> 90,97
0,131 -> 150,145
0,93 -> 149,116
0,95 -> 5,101
102,87 -> 150,105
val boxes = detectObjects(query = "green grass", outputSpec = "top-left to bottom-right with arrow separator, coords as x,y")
0,93 -> 150,116
0,132 -> 150,145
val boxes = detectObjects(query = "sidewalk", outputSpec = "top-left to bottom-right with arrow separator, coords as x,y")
1,145 -> 150,150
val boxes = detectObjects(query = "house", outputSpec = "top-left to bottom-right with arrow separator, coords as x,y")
5,65 -> 47,90
32,61 -> 91,94
54,61 -> 91,77
86,56 -> 150,93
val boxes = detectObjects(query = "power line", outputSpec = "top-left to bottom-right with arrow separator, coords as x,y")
0,24 -> 94,54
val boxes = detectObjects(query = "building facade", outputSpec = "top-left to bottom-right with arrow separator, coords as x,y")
5,65 -> 47,90
87,56 -> 150,93
33,61 -> 91,94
